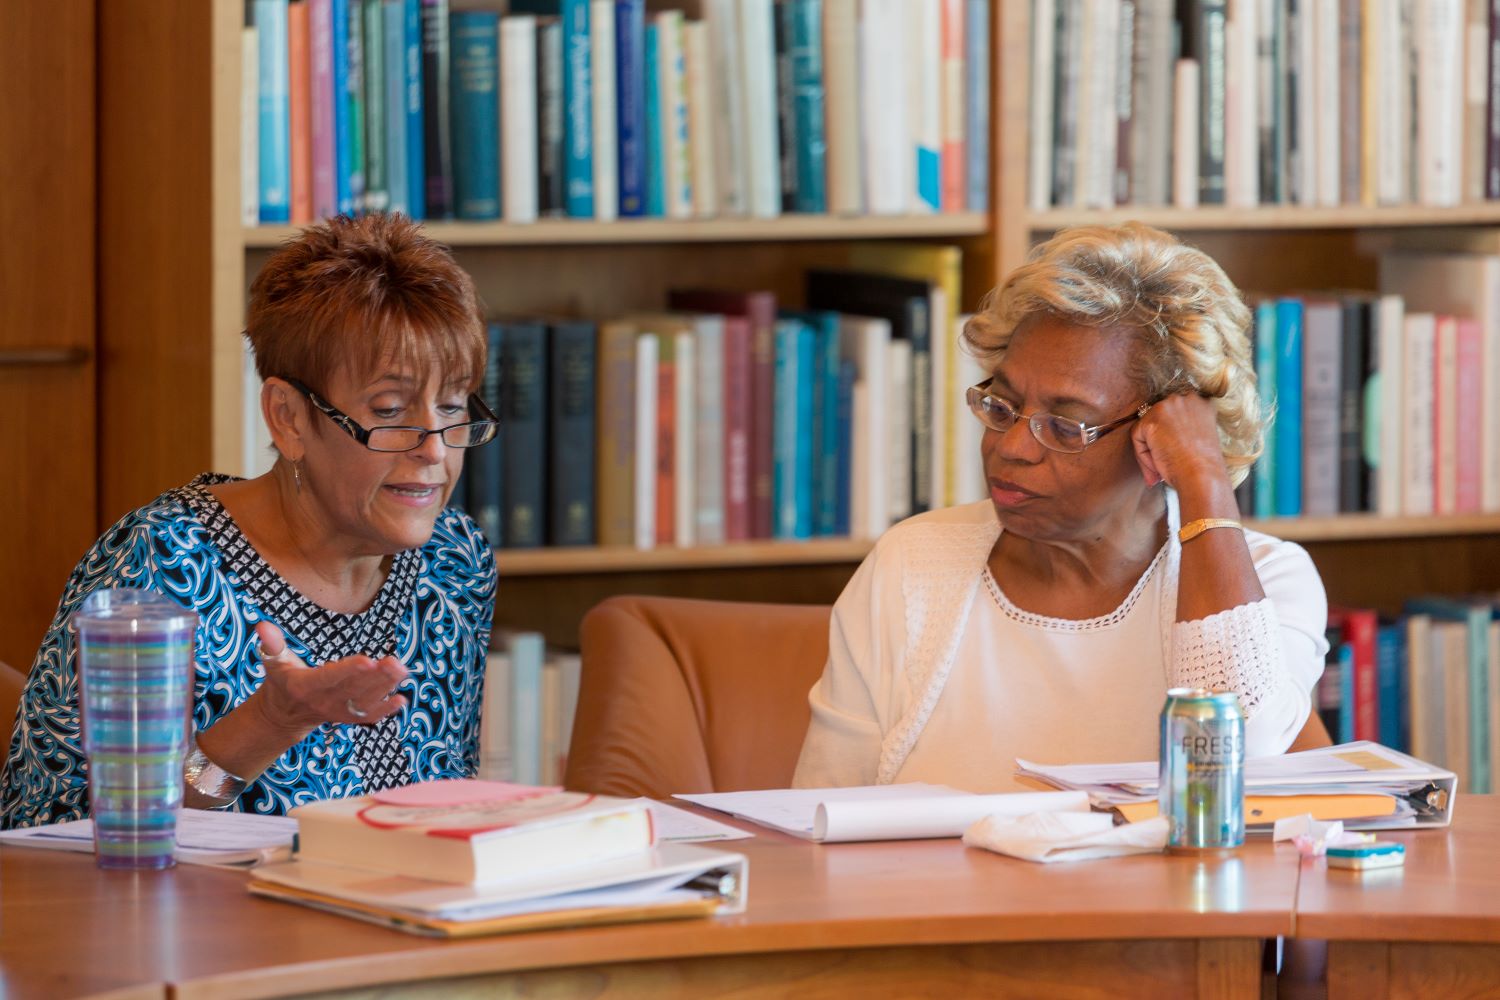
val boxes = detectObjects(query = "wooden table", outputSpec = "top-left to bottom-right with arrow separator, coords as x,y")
1296,794 -> 1500,999
0,823 -> 1300,1000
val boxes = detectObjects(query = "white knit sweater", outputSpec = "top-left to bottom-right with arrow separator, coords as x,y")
792,497 -> 1330,789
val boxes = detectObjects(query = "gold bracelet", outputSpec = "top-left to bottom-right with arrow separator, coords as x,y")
1177,517 -> 1244,544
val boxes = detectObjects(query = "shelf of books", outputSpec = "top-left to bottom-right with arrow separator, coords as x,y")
1029,205 -> 1500,234
244,213 -> 992,248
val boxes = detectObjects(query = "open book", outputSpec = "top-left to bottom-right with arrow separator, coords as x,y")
248,842 -> 748,938
1016,741 -> 1457,830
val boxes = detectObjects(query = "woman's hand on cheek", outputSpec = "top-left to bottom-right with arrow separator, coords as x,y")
1130,393 -> 1229,495
252,621 -> 410,736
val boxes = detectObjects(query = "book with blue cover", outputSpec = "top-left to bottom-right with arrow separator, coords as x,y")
964,0 -> 990,211
782,310 -> 840,535
1252,299 -> 1277,518
403,0 -> 426,219
467,322 -> 505,548
563,0 -> 595,216
785,0 -> 826,213
643,22 -> 664,217
450,10 -> 501,219
548,320 -> 597,546
255,0 -> 293,223
772,318 -> 815,539
332,0 -> 355,213
614,0 -> 646,217
1273,297 -> 1303,517
384,0 -> 409,213
501,321 -> 549,549
1376,619 -> 1407,753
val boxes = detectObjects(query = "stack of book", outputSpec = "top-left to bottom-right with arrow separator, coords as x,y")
477,633 -> 582,787
241,0 -> 991,225
442,248 -> 990,550
1029,0 -> 1499,210
1235,244 -> 1500,520
248,780 -> 747,936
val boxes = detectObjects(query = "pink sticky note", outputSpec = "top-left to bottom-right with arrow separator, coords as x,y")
371,779 -> 563,808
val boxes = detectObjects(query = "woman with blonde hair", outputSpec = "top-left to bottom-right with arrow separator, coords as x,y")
2,214 -> 499,827
794,223 -> 1327,790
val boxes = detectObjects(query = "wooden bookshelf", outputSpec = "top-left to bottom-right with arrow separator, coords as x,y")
1030,204 -> 1500,233
93,0 -> 1500,650
245,213 -> 992,248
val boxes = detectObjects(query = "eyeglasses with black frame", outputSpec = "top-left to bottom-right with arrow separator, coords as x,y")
283,377 -> 499,453
964,378 -> 1151,454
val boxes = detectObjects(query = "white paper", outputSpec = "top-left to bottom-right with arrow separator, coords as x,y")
0,809 -> 296,867
964,812 -> 1170,864
676,784 -> 1090,843
676,783 -> 961,838
813,790 -> 1091,843
637,799 -> 753,843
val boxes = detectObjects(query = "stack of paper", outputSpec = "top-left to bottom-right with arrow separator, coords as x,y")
1015,741 -> 1457,830
677,784 -> 1092,842
0,810 -> 297,868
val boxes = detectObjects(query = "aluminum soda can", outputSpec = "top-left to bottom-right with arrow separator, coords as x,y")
1159,688 -> 1245,851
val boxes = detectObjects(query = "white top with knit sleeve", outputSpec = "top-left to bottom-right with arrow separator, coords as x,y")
791,497 -> 1330,791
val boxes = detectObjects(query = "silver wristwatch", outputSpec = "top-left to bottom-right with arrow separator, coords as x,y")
183,740 -> 248,808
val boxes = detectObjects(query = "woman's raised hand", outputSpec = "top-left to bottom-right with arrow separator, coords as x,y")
253,620 -> 409,731
1130,392 -> 1232,500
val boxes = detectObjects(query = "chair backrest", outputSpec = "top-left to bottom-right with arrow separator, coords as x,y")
0,660 -> 26,742
565,596 -> 830,799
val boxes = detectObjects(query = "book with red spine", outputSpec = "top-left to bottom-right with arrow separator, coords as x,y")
1331,606 -> 1380,743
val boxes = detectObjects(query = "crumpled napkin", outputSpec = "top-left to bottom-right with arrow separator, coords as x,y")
962,810 -> 1171,863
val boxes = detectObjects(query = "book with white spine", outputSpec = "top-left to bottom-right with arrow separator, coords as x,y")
909,0 -> 942,212
684,20 -> 717,217
705,0 -> 748,216
887,339 -> 913,525
501,15 -> 540,222
692,315 -> 726,544
1028,0 -> 1057,210
1372,0 -> 1407,204
590,0 -> 618,220
242,26 -> 261,226
1173,59 -> 1200,208
1314,0 -> 1341,206
1401,312 -> 1436,516
737,0 -> 781,217
859,0 -> 909,214
840,315 -> 890,539
655,10 -> 693,218
634,332 -> 659,549
1415,0 -> 1463,207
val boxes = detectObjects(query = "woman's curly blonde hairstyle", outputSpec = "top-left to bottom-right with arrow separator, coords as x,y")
962,222 -> 1263,487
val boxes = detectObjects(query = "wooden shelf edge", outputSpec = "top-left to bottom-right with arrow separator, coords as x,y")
496,514 -> 1500,574
1028,204 -> 1500,232
496,538 -> 876,575
244,213 -> 992,249
1247,513 -> 1500,543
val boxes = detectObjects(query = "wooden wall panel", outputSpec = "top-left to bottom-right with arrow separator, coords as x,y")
97,2 -> 216,520
0,4 -> 97,669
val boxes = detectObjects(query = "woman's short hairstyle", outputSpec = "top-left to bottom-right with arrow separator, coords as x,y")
246,214 -> 485,395
963,222 -> 1262,486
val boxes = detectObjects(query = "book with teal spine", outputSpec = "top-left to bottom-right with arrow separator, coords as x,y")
643,21 -> 664,217
450,9 -> 501,219
384,0 -> 409,213
786,0 -> 826,213
344,0 -> 368,212
782,310 -> 840,535
402,0 -> 426,218
1273,297 -> 1303,517
1253,299 -> 1277,518
772,317 -> 815,539
255,0 -> 293,223
564,0 -> 596,216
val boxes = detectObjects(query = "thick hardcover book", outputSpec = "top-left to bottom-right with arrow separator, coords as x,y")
537,18 -> 567,216
1331,607 -> 1380,744
772,318 -> 816,539
807,270 -> 933,515
563,0 -> 596,216
691,316 -> 726,545
1273,297 -> 1304,517
255,0 -> 293,223
1131,0 -> 1173,205
1051,0 -> 1081,206
591,0 -> 618,220
788,0 -> 827,213
501,321 -> 549,549
1406,596 -> 1493,794
615,0 -> 647,217
345,0 -> 368,211
469,323 -> 505,547
1181,0 -> 1228,205
288,1 -> 314,223
421,0 -> 454,217
1337,298 -> 1372,513
363,0 -> 389,213
402,0 -> 426,219
501,16 -> 540,222
1375,619 -> 1408,752
311,0 -> 338,217
911,0 -> 942,211
643,23 -> 664,217
450,10 -> 501,219
721,315 -> 754,541
1257,0 -> 1287,203
668,290 -> 777,538
774,2 -> 799,213
548,321 -> 597,545
782,310 -> 841,536
652,326 -> 677,544
291,784 -> 654,884
740,0 -> 783,217
964,0 -> 989,210
1251,300 -> 1276,518
332,0 -> 355,213
595,320 -> 638,547
1300,299 -> 1341,517
384,0 -> 410,214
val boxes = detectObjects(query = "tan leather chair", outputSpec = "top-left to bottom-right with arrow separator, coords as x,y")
563,595 -> 1336,798
565,596 -> 829,798
0,660 -> 26,740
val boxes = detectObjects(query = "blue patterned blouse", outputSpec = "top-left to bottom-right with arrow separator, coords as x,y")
0,473 -> 496,829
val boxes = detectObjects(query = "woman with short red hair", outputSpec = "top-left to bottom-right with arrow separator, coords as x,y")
1,214 -> 500,827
